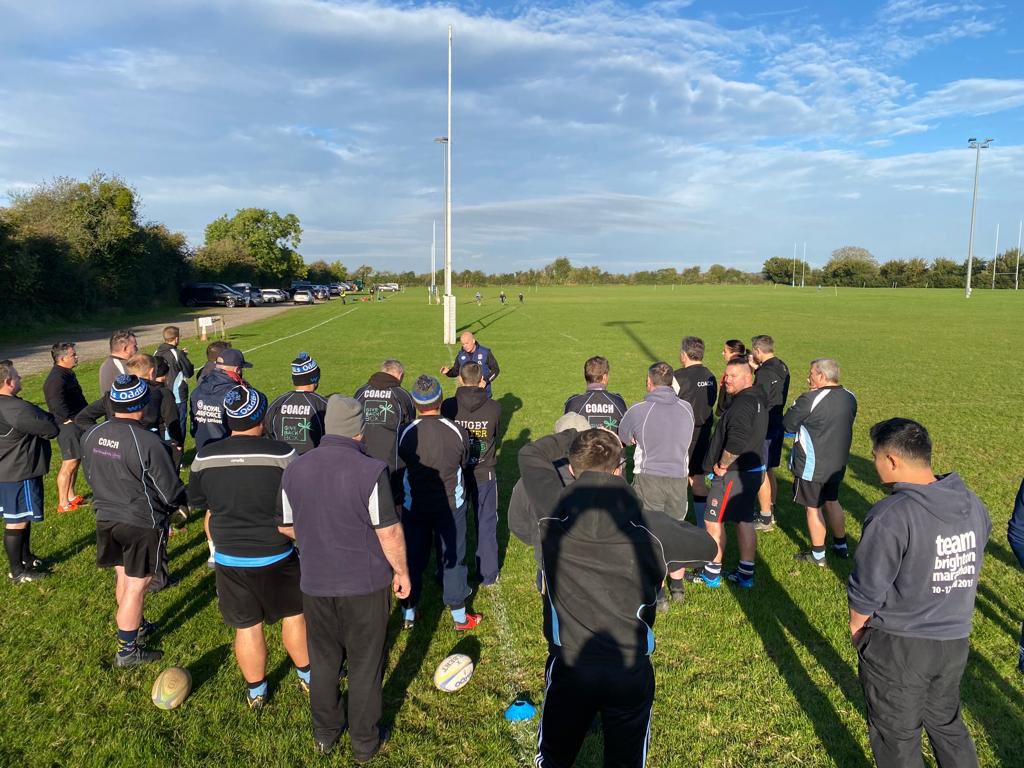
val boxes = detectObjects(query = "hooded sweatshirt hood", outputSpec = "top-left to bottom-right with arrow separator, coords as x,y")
367,371 -> 401,390
848,472 -> 991,640
440,386 -> 502,479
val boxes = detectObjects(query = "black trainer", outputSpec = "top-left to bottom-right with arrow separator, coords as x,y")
793,550 -> 827,568
22,554 -> 46,570
113,646 -> 163,668
656,591 -> 670,613
9,569 -> 47,584
137,619 -> 159,646
831,546 -> 850,559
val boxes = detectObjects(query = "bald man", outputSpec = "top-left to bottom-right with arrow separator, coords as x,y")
440,332 -> 500,398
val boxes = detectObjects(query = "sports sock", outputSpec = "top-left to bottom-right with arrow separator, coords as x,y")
21,523 -> 31,563
4,529 -> 25,576
117,627 -> 139,656
668,577 -> 685,591
296,665 -> 311,685
247,679 -> 268,699
451,607 -> 467,624
811,545 -> 826,562
832,536 -> 848,551
738,560 -> 755,578
703,562 -> 722,578
403,606 -> 416,622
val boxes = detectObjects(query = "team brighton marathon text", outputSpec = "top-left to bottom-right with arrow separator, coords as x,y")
932,531 -> 977,591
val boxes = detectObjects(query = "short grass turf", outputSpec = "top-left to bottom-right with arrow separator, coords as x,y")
2,285 -> 1023,768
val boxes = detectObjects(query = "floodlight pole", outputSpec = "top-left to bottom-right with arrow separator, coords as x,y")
791,241 -> 797,287
992,222 -> 1000,290
801,242 -> 806,288
965,138 -> 992,298
441,24 -> 456,344
431,219 -> 437,303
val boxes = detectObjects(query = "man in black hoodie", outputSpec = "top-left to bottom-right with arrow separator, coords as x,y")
441,362 -> 502,586
155,325 -> 194,440
43,342 -> 88,512
849,418 -> 990,768
535,428 -> 715,768
0,359 -> 59,583
750,334 -> 790,531
354,359 -> 415,504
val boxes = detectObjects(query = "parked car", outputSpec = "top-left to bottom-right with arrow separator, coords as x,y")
179,282 -> 247,308
260,288 -> 287,303
328,283 -> 343,296
377,282 -> 400,292
230,283 -> 264,306
312,285 -> 331,301
292,289 -> 314,305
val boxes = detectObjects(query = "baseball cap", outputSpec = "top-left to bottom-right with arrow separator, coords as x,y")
216,348 -> 253,369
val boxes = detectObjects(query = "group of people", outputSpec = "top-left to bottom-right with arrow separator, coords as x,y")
0,320 -> 1015,767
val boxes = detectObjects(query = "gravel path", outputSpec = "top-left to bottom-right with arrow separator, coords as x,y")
7,304 -> 301,377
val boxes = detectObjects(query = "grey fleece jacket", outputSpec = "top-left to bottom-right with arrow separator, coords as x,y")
618,386 -> 694,479
847,472 -> 991,640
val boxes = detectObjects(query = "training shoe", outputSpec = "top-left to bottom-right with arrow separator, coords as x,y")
9,569 -> 47,584
754,516 -> 775,532
314,740 -> 335,756
670,585 -> 686,604
113,646 -> 163,668
247,693 -> 266,710
57,502 -> 79,513
725,569 -> 755,589
656,591 -> 670,613
22,553 -> 46,570
683,570 -> 721,588
455,613 -> 483,631
794,550 -> 827,568
831,546 -> 850,559
298,678 -> 310,695
137,619 -> 159,646
70,495 -> 86,506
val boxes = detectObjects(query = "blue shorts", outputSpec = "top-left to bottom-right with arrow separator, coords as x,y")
0,478 -> 45,523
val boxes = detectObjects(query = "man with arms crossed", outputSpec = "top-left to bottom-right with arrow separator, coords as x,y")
188,385 -> 309,709
749,334 -> 790,531
784,358 -> 857,566
0,360 -> 58,583
283,396 -> 410,761
619,362 -> 695,609
82,375 -> 185,666
688,357 -> 768,588
43,343 -> 88,513
98,329 -> 139,394
563,356 -> 627,434
849,418 -> 989,768
673,336 -> 718,526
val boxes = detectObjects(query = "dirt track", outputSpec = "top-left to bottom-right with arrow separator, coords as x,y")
7,303 -> 300,377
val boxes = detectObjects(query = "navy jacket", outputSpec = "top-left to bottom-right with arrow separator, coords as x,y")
189,368 -> 237,450
445,343 -> 500,396
1010,479 -> 1024,568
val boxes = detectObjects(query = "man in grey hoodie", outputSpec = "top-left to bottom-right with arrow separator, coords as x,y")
849,418 -> 990,768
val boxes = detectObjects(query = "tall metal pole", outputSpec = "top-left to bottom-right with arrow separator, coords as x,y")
791,241 -> 797,287
992,222 -> 1000,289
1016,219 -> 1021,291
443,24 -> 455,343
431,219 -> 436,302
965,138 -> 992,298
801,242 -> 806,288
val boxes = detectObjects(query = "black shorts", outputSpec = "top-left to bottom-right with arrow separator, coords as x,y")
705,468 -> 763,524
688,423 -> 713,469
57,422 -> 84,461
762,428 -> 784,469
96,521 -> 164,578
215,551 -> 303,629
793,474 -> 844,508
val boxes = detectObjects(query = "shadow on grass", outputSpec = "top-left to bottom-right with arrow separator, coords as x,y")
190,643 -> 232,696
381,579 -> 444,730
45,530 -> 96,566
495,389 -> 529,571
962,649 -> 1024,764
456,306 -> 517,335
735,559 -> 872,768
602,320 -> 659,362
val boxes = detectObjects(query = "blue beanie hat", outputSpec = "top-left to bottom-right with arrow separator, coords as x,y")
291,352 -> 320,386
411,375 -> 443,408
223,385 -> 268,431
109,374 -> 150,413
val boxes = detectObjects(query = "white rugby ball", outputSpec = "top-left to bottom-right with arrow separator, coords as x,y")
433,653 -> 474,692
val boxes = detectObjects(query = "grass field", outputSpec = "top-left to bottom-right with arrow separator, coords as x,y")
2,285 -> 1022,767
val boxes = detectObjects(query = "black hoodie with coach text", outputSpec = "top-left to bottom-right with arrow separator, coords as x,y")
441,386 -> 502,482
847,472 -> 991,640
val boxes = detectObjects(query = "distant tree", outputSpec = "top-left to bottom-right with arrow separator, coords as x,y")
191,239 -> 258,283
880,257 -> 928,287
823,246 -> 880,287
205,208 -> 304,282
680,266 -> 701,284
305,259 -> 335,284
926,258 -> 964,288
762,257 -> 794,284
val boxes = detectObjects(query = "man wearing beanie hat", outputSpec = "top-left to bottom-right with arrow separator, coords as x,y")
189,384 -> 309,710
81,375 -> 186,667
265,352 -> 327,456
354,360 -> 415,506
282,395 -> 410,760
398,375 -> 482,631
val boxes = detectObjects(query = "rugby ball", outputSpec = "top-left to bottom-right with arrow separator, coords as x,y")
151,666 -> 192,710
433,653 -> 474,692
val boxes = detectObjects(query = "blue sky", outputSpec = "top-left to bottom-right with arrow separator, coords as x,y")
1,0 -> 1022,273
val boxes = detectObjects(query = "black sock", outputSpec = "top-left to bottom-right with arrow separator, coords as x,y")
21,523 -> 31,563
117,627 -> 138,656
4,529 -> 24,576
832,536 -> 848,549
669,577 -> 685,591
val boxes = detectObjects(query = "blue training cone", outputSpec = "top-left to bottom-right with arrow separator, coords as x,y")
504,699 -> 536,721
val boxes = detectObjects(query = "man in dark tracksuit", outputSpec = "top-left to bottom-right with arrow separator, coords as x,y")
849,418 -> 990,768
440,331 -> 500,397
750,334 -> 790,530
673,336 -> 718,525
354,359 -> 415,503
535,429 -> 716,768
783,358 -> 858,566
189,385 -> 309,710
155,325 -> 194,440
688,357 -> 768,589
81,375 -> 186,667
264,353 -> 327,455
196,341 -> 231,385
43,342 -> 88,512
563,355 -> 627,434
398,375 -> 481,631
190,348 -> 252,451
441,362 -> 502,586
1010,481 -> 1024,673
0,360 -> 59,583
283,396 -> 411,761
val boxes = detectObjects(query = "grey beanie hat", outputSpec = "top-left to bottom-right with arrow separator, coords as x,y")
554,412 -> 590,433
325,395 -> 364,438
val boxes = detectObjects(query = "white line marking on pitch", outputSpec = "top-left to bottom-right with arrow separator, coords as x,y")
243,307 -> 358,354
560,332 -> 580,343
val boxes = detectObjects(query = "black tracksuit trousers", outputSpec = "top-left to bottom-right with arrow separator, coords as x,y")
857,628 -> 978,768
303,587 -> 390,760
535,654 -> 654,768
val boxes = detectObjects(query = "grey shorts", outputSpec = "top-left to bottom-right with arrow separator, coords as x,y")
632,473 -> 688,522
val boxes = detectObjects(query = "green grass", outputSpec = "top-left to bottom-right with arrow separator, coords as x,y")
2,285 -> 1022,767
